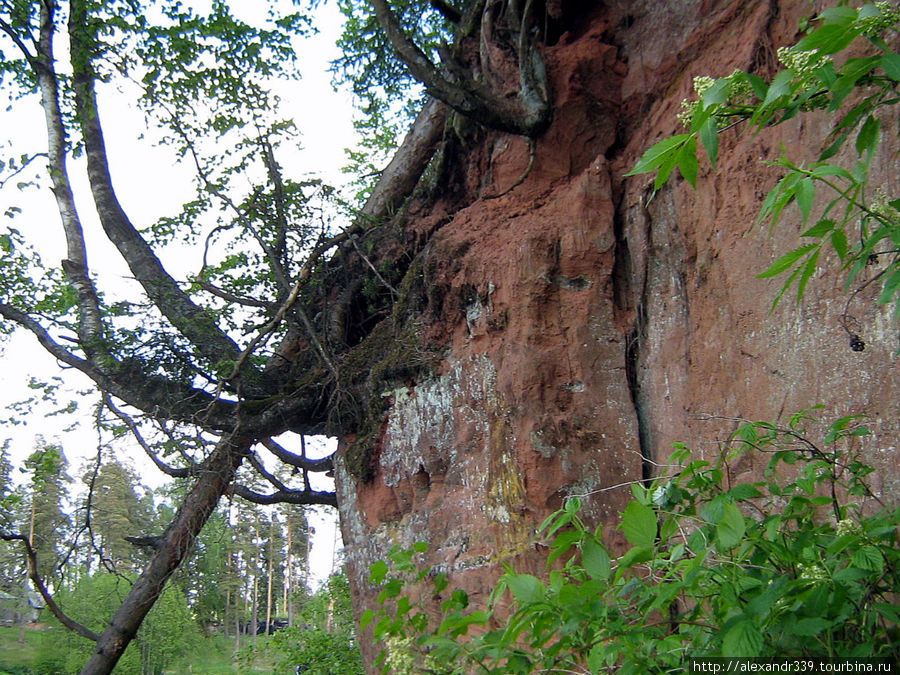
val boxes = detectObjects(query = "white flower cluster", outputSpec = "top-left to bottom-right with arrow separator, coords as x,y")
856,2 -> 900,37
835,518 -> 863,536
869,187 -> 900,224
692,75 -> 717,98
777,46 -> 830,80
797,562 -> 829,582
384,634 -> 440,674
676,71 -> 755,129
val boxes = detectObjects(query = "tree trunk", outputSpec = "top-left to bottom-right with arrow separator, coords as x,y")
265,517 -> 273,635
285,515 -> 293,627
80,432 -> 251,674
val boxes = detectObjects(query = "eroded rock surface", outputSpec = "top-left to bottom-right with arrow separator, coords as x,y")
335,2 -> 899,668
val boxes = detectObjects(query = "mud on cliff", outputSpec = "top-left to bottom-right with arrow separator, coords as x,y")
331,2 -> 900,669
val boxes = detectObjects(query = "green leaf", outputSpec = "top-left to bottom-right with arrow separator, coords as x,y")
700,77 -> 731,108
369,559 -> 389,584
881,53 -> 900,81
360,608 -> 375,630
588,643 -> 608,675
873,603 -> 900,622
832,56 -> 880,95
855,115 -> 880,157
654,150 -> 681,189
621,501 -> 657,548
625,134 -> 692,176
617,545 -> 654,570
716,501 -> 746,550
505,574 -> 544,605
438,609 -> 488,636
795,23 -> 860,55
742,71 -> 769,100
820,7 -> 858,25
700,498 -> 725,525
548,529 -> 581,565
581,538 -> 611,581
721,618 -> 763,657
795,247 -> 820,300
760,69 -> 795,109
878,268 -> 900,305
830,229 -> 848,262
794,617 -> 832,636
678,136 -> 699,188
756,244 -> 819,278
795,177 -> 815,225
834,566 -> 870,583
802,219 -> 835,238
700,117 -> 719,170
811,163 -> 853,180
851,545 -> 884,573
726,484 -> 763,501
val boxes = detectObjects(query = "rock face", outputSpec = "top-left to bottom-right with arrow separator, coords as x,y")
335,1 -> 900,668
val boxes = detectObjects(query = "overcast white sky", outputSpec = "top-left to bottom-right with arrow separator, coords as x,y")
0,0 -> 359,587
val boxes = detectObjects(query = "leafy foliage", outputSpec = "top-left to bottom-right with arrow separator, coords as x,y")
333,0 -> 451,195
365,412 -> 899,673
626,3 -> 900,332
38,571 -> 199,674
256,572 -> 365,675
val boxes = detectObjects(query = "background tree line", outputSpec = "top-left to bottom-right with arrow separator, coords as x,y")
0,437 -> 344,673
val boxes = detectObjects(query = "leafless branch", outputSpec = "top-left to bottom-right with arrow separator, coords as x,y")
193,278 -> 272,309
231,484 -> 337,507
104,395 -> 191,478
0,530 -> 100,641
260,437 -> 334,473
0,302 -> 237,430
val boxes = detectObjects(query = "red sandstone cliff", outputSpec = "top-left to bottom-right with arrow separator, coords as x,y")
334,2 -> 900,668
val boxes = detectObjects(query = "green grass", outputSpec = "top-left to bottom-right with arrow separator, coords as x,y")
167,635 -> 242,674
0,626 -> 273,675
0,625 -> 43,674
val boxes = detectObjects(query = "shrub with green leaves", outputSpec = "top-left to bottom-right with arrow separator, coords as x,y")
247,572 -> 365,675
626,2 -> 900,338
365,410 -> 899,673
37,572 -> 199,675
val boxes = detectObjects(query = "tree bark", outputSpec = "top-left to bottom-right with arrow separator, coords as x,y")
369,0 -> 550,136
80,431 -> 252,674
68,0 -> 243,369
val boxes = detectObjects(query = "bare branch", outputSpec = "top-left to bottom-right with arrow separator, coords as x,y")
259,133 -> 291,282
260,437 -> 334,473
231,484 -> 337,507
353,96 -> 449,226
0,530 -> 100,641
193,278 -> 272,309
217,226 -> 355,388
179,122 -> 292,296
0,151 -> 46,191
103,395 -> 191,478
0,303 -> 237,429
349,233 -> 399,300
0,14 -> 36,62
82,430 -> 253,672
247,451 -> 292,492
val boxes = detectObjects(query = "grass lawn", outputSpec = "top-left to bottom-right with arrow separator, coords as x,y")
0,626 -> 274,675
0,625 -> 43,673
